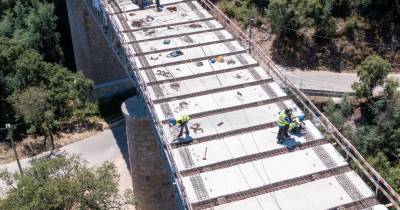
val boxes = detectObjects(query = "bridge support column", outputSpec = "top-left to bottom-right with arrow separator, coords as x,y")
121,97 -> 177,210
66,0 -> 127,85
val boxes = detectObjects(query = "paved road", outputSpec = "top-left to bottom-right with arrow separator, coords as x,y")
285,69 -> 400,93
0,121 -> 132,197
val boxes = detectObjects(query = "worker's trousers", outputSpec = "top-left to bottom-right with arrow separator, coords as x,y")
178,122 -> 189,137
277,125 -> 289,141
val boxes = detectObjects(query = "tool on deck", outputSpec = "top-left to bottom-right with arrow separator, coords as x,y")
203,147 -> 208,160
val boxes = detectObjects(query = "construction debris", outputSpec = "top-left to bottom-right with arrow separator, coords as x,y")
170,83 -> 181,91
167,50 -> 184,57
179,101 -> 189,108
227,58 -> 236,64
146,15 -> 155,21
190,123 -> 204,134
150,56 -> 159,60
155,70 -> 172,78
196,61 -> 204,66
202,147 -> 208,160
166,6 -> 178,12
163,39 -> 171,44
145,29 -> 156,36
131,20 -> 143,27
189,23 -> 202,28
233,74 -> 242,79
181,36 -> 194,43
216,55 -> 224,63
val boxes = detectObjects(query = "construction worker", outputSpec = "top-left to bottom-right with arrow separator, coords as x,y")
277,108 -> 292,144
289,114 -> 305,134
155,0 -> 161,11
168,115 -> 191,138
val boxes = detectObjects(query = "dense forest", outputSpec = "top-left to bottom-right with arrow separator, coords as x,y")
220,0 -> 400,71
0,0 -> 98,151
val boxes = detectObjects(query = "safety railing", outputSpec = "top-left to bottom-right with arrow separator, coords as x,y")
82,0 -> 192,209
196,0 -> 400,208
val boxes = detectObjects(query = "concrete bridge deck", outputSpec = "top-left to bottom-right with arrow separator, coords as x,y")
95,0 -> 391,209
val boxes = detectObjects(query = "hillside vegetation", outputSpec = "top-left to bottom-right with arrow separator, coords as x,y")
0,0 -> 99,154
325,55 -> 400,194
219,0 -> 400,71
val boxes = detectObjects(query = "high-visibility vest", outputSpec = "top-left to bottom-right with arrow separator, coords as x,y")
177,115 -> 190,125
277,111 -> 290,127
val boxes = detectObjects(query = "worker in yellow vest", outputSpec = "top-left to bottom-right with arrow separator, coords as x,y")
155,0 -> 161,11
168,115 -> 191,138
277,108 -> 292,144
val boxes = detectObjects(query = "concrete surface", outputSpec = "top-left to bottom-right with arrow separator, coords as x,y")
285,69 -> 400,93
93,0 -> 388,209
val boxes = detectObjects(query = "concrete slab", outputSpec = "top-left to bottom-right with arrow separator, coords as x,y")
133,30 -> 233,54
116,1 -> 203,20
207,171 -> 375,210
172,120 -> 321,171
182,143 -> 347,202
139,53 -> 257,83
161,99 -> 303,143
124,20 -> 223,42
124,9 -> 212,31
148,67 -> 271,101
134,40 -> 245,68
152,84 -> 274,120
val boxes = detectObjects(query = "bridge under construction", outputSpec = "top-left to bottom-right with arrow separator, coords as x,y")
78,0 -> 400,209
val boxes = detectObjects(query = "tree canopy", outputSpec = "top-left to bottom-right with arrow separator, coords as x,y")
0,0 -> 63,63
0,0 -> 99,147
324,55 -> 400,193
0,155 -> 133,210
351,54 -> 390,99
0,37 -> 98,132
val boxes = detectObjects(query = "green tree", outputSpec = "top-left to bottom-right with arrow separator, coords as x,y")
324,101 -> 345,128
352,55 -> 390,99
21,2 -> 63,63
0,0 -> 63,63
9,87 -> 54,146
267,0 -> 301,34
0,155 -> 133,209
367,153 -> 400,193
340,96 -> 354,117
304,0 -> 337,36
0,37 -> 98,133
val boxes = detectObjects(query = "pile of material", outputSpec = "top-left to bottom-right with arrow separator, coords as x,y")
166,6 -> 177,12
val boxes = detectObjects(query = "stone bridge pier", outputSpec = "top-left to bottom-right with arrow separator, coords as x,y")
122,97 -> 177,210
66,0 -> 132,96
